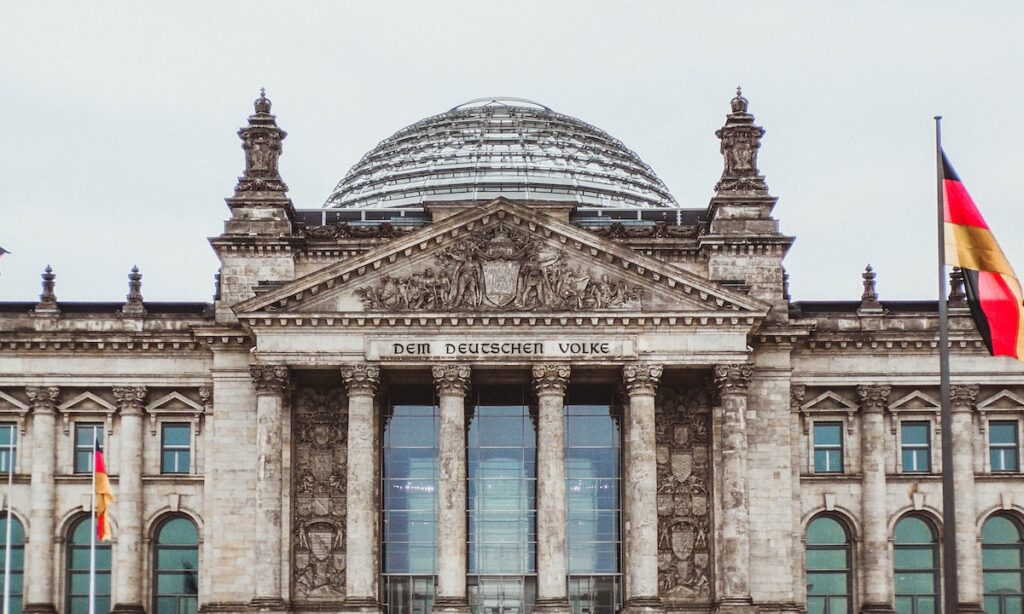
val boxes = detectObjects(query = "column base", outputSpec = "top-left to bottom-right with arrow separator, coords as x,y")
860,604 -> 895,614
533,598 -> 572,614
341,597 -> 382,614
623,596 -> 664,614
112,604 -> 147,614
250,598 -> 288,612
714,598 -> 755,614
957,603 -> 986,614
431,596 -> 471,614
22,605 -> 58,614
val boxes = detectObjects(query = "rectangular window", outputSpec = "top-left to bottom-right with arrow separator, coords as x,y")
73,423 -> 103,474
161,423 -> 192,474
813,422 -> 843,474
0,423 -> 16,473
901,421 -> 931,473
990,421 -> 1020,473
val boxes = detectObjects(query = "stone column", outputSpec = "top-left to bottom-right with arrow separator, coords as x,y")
341,364 -> 383,612
621,363 -> 663,614
23,386 -> 59,614
951,385 -> 985,614
713,364 -> 754,612
112,386 -> 147,614
250,365 -> 289,610
857,384 -> 894,614
533,364 -> 572,614
432,365 -> 472,614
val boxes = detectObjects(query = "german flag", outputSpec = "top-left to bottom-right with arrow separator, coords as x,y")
942,152 -> 1024,361
94,440 -> 114,541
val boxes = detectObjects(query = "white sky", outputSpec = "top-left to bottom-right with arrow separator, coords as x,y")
2,2 -> 1022,303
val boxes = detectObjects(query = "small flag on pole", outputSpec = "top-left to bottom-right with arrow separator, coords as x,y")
941,152 -> 1024,361
94,441 -> 114,541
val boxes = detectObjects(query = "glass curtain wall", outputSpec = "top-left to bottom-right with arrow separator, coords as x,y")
467,385 -> 537,614
382,385 -> 440,614
565,385 -> 621,614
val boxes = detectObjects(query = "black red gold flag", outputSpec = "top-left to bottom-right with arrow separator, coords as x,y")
94,441 -> 114,541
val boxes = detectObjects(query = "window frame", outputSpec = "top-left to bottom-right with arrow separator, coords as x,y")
898,420 -> 933,474
795,389 -> 858,477
805,514 -> 854,614
152,514 -> 200,614
988,419 -> 1021,474
981,513 -> 1024,614
65,515 -> 112,614
812,421 -> 845,475
73,422 -> 104,475
0,422 -> 17,474
160,422 -> 193,475
892,515 -> 941,614
0,512 -> 25,614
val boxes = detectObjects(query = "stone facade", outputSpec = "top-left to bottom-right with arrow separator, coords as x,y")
0,91 -> 1022,614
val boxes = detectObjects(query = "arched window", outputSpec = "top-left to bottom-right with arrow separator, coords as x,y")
982,514 -> 1024,614
153,516 -> 199,614
66,516 -> 111,614
0,513 -> 25,614
893,516 -> 940,614
806,515 -> 852,614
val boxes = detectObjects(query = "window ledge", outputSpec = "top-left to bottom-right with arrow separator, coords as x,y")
142,474 -> 204,483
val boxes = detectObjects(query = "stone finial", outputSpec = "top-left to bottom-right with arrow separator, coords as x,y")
35,265 -> 58,312
235,88 -> 288,194
112,385 -> 147,415
340,364 -> 381,396
714,87 -> 767,194
713,364 -> 752,395
432,364 -> 471,397
782,267 -> 791,302
213,268 -> 222,301
949,267 -> 968,305
250,364 -> 290,395
25,386 -> 60,413
622,363 -> 663,396
857,384 -> 891,413
859,264 -> 882,312
122,265 -> 145,315
532,364 -> 571,396
951,384 -> 979,412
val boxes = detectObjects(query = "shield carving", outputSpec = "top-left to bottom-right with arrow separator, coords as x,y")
482,259 -> 521,307
304,521 -> 339,561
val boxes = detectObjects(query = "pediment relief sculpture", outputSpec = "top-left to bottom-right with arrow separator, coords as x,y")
355,224 -> 643,312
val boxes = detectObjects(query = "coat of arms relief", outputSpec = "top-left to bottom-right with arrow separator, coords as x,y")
356,225 -> 643,311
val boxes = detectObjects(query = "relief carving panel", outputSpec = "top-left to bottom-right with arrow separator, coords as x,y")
656,385 -> 712,601
292,386 -> 347,598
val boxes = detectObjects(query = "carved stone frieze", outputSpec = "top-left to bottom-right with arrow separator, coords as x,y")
588,221 -> 698,240
532,364 -> 571,397
339,365 -> 381,397
250,365 -> 290,395
623,363 -> 663,396
26,386 -> 60,413
857,384 -> 891,413
112,386 -> 147,415
303,222 -> 415,240
656,386 -> 712,601
951,384 -> 980,412
292,386 -> 347,598
433,364 -> 471,397
713,364 -> 752,395
356,224 -> 643,312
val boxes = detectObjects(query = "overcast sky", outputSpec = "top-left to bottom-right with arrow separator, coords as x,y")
2,2 -> 1022,303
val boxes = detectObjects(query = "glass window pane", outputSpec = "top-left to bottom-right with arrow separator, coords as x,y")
807,549 -> 847,571
984,571 -> 1023,593
895,548 -> 936,570
895,571 -> 937,594
984,547 -> 1022,570
984,516 -> 1023,544
991,422 -> 1019,445
895,517 -> 935,544
814,423 -> 842,446
158,518 -> 198,545
807,517 -> 848,545
902,422 -> 930,445
807,571 -> 847,595
162,424 -> 190,446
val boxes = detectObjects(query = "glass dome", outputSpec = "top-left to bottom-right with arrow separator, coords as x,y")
325,98 -> 678,209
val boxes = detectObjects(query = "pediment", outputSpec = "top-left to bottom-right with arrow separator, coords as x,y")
236,199 -> 769,321
800,391 -> 858,413
889,390 -> 941,413
978,389 -> 1024,411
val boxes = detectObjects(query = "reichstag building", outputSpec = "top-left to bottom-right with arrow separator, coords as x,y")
1,90 -> 1023,614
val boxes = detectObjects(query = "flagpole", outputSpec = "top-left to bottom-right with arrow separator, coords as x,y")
935,116 -> 959,614
89,426 -> 97,614
2,434 -> 14,614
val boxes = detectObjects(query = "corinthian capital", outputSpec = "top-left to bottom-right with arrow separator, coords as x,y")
713,364 -> 752,395
25,386 -> 60,413
112,386 -> 147,415
250,365 -> 290,396
532,364 -> 571,397
340,364 -> 381,396
433,364 -> 471,397
951,384 -> 980,412
857,384 -> 890,413
622,363 -> 663,396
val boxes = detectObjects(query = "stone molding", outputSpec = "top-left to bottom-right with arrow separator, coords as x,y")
532,364 -> 571,396
339,364 -> 381,396
112,386 -> 147,416
713,363 -> 752,395
622,363 -> 663,396
25,386 -> 60,414
857,384 -> 891,413
951,384 -> 980,412
432,364 -> 471,397
250,365 -> 290,396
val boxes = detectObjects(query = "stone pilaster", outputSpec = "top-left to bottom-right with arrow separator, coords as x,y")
432,364 -> 472,614
112,385 -> 147,614
621,363 -> 664,614
340,364 -> 383,613
249,365 -> 289,611
857,384 -> 894,614
713,364 -> 754,613
951,385 -> 985,614
532,364 -> 571,614
23,386 -> 59,614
